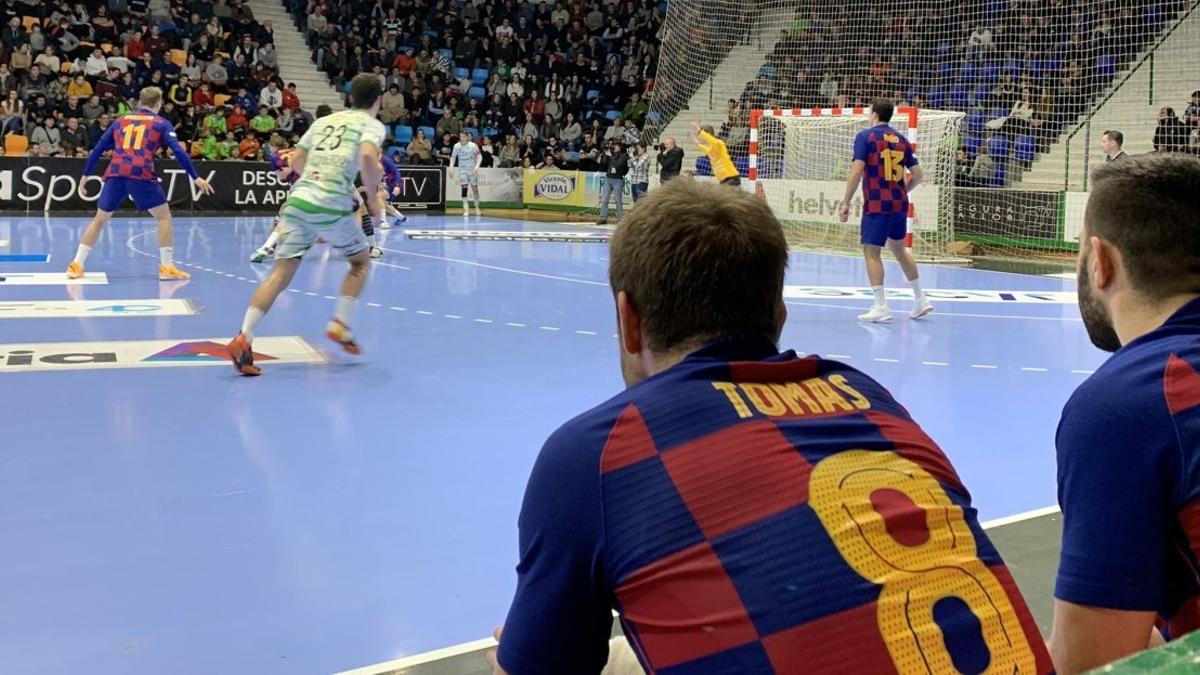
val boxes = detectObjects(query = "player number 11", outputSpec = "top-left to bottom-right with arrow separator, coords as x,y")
121,123 -> 147,151
881,150 -> 905,182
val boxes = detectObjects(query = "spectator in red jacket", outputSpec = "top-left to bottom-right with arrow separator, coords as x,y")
282,83 -> 300,110
193,83 -> 214,107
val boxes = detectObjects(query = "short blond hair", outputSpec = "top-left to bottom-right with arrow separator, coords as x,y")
139,86 -> 163,108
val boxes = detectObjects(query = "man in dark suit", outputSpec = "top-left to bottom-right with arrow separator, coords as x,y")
1102,129 -> 1128,162
656,136 -> 684,182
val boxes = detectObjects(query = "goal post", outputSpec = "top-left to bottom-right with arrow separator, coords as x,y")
748,106 -> 965,262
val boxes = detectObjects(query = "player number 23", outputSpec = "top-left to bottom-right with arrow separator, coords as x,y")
881,150 -> 905,181
315,124 -> 349,151
120,123 -> 146,151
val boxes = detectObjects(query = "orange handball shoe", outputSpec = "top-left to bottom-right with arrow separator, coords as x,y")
66,261 -> 85,279
326,319 -> 363,355
159,264 -> 191,280
227,333 -> 262,376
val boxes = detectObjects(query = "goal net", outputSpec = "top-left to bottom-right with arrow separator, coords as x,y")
751,107 -> 963,261
644,0 -> 1200,262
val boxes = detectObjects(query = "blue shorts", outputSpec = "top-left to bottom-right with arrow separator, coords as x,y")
860,212 -> 908,247
97,178 -> 168,213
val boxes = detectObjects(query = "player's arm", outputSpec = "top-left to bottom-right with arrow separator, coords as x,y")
161,120 -> 213,195
491,426 -> 613,675
1048,389 -> 1172,673
838,132 -> 870,222
81,124 -> 116,177
359,145 -> 384,221
903,143 -> 923,194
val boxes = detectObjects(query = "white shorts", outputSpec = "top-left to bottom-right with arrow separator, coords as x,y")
458,171 -> 478,186
274,206 -> 367,259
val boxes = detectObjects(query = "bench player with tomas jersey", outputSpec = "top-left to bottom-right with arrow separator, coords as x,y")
68,86 -> 213,280
490,178 -> 1052,675
837,99 -> 932,323
227,74 -> 387,376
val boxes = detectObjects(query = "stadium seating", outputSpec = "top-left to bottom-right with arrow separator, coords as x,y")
394,125 -> 413,144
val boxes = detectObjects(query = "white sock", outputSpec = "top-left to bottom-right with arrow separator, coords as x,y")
241,306 -> 265,341
367,234 -> 377,248
160,246 -> 173,267
910,278 -> 924,300
263,231 -> 281,250
73,244 -> 91,265
334,295 -> 355,325
872,285 -> 887,308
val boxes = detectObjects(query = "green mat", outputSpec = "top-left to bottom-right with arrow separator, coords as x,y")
1091,631 -> 1200,673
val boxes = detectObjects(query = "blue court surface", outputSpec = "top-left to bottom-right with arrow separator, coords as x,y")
0,214 -> 1103,674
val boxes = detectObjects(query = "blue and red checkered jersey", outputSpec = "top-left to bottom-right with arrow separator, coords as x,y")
498,335 -> 1052,674
381,154 -> 402,193
84,108 -> 198,182
268,148 -> 298,184
853,123 -> 918,215
1057,297 -> 1200,641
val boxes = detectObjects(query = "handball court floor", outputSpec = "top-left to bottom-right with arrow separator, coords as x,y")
0,213 -> 1096,674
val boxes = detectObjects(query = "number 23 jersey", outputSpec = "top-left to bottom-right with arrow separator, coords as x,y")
293,109 -> 387,213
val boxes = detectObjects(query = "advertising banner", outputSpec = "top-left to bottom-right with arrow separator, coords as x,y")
445,168 -> 523,207
523,169 -> 586,208
0,159 -> 445,214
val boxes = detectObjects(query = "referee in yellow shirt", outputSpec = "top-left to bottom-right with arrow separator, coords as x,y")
690,122 -> 740,186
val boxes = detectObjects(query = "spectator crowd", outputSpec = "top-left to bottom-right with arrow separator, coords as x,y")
286,0 -> 665,169
0,0 -> 310,160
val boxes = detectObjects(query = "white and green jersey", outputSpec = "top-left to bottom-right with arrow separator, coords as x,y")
285,109 -> 386,226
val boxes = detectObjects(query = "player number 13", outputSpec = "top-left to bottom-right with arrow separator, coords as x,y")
881,150 -> 905,182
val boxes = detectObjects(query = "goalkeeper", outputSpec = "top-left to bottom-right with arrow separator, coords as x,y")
689,122 -> 740,186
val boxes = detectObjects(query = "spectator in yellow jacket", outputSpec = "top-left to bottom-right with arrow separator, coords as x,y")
690,122 -> 740,185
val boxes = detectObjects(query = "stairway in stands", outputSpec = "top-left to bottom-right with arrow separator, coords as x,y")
246,0 -> 344,113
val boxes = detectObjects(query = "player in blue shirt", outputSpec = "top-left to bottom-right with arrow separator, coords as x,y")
68,86 -> 213,280
376,153 -> 409,229
1052,154 -> 1200,672
490,179 -> 1051,674
837,99 -> 931,323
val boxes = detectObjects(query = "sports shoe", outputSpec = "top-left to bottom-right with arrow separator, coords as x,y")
462,206 -> 470,217
910,297 -> 934,319
326,318 -> 363,355
66,261 -> 85,279
249,247 -> 273,263
475,207 -> 482,216
369,247 -> 383,258
227,332 -> 261,376
858,305 -> 894,323
159,264 -> 191,280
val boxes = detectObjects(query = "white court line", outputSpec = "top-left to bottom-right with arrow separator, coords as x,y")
374,261 -> 412,271
576,330 -> 598,335
873,357 -> 900,363
1071,369 -> 1095,375
366,302 -> 382,308
416,310 -> 434,316
379,247 -> 609,287
288,289 -> 300,293
922,361 -> 949,366
981,505 -> 1061,530
474,318 -> 493,324
827,353 -> 852,359
334,637 -> 498,675
784,299 -> 1083,322
971,364 -> 999,369
1020,367 -> 1049,372
444,313 -> 462,319
506,322 -> 527,327
304,291 -> 318,296
539,326 -> 561,332
390,306 -> 406,311
324,295 -> 336,300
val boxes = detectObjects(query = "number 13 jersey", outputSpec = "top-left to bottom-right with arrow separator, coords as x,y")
854,123 -> 918,215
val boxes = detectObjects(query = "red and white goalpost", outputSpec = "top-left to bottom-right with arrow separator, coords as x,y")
747,106 -> 963,261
